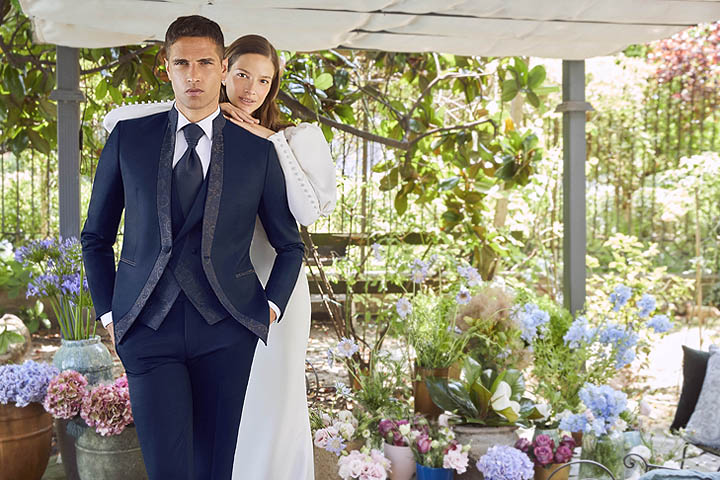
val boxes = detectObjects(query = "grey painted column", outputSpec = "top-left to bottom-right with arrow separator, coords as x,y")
557,60 -> 593,315
50,46 -> 85,240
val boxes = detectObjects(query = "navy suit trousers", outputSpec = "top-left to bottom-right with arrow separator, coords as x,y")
116,292 -> 259,480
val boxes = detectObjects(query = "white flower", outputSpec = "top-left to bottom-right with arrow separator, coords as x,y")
398,423 -> 411,436
629,445 -> 651,460
337,422 -> 356,440
443,446 -> 469,474
490,381 -> 512,411
338,410 -> 357,427
536,404 -> 551,419
614,418 -> 628,432
321,412 -> 332,427
662,460 -> 680,469
639,400 -> 652,417
431,440 -> 440,449
314,428 -> 330,448
438,413 -> 450,428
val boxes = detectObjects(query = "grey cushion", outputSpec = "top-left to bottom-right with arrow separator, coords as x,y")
639,471 -> 720,480
686,345 -> 720,449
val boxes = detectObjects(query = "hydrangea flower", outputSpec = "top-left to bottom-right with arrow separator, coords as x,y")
335,338 -> 359,358
609,285 -> 632,311
636,294 -> 657,318
563,316 -> 596,349
518,303 -> 550,343
337,449 -> 390,479
456,286 -> 471,305
647,314 -> 672,333
0,360 -> 58,407
80,381 -> 133,436
43,369 -> 88,419
476,445 -> 534,480
395,298 -> 412,319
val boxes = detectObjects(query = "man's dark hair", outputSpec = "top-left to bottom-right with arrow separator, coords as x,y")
164,15 -> 224,58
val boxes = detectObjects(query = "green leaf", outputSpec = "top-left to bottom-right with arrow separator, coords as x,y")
394,191 -> 408,215
527,65 -> 546,90
313,72 -> 333,91
379,168 -> 399,191
426,378 -> 462,413
438,176 -> 460,191
95,79 -> 107,100
5,331 -> 24,344
0,334 -> 8,355
501,79 -> 518,102
27,129 -> 51,155
526,90 -> 540,108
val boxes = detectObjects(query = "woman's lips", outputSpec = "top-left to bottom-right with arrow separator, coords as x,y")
239,97 -> 256,105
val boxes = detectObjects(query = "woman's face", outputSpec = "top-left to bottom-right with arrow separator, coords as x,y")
224,53 -> 275,115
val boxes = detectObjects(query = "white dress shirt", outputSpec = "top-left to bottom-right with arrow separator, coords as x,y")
100,104 -> 280,328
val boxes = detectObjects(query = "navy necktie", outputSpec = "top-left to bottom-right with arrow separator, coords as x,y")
173,123 -> 204,218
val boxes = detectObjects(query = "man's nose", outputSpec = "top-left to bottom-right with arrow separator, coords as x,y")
186,65 -> 200,82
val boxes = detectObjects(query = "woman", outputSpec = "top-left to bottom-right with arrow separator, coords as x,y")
103,34 -> 336,480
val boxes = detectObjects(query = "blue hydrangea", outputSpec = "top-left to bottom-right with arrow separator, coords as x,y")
476,445 -> 534,480
518,303 -> 550,343
559,413 -> 588,433
636,294 -> 657,318
646,314 -> 673,333
563,316 -> 597,349
609,285 -> 632,311
0,361 -> 59,407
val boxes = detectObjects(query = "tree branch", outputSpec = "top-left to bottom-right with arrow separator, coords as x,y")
278,90 -> 409,150
80,44 -> 155,75
408,118 -> 496,147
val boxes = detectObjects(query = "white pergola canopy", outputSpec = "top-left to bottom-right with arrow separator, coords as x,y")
19,0 -> 720,59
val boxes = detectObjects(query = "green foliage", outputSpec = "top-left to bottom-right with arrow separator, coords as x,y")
0,326 -> 24,355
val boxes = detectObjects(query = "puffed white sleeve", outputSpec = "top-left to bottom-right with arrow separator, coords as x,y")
267,123 -> 337,227
103,101 -> 174,133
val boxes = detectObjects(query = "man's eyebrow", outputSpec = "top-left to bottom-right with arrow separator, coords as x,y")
197,57 -> 216,62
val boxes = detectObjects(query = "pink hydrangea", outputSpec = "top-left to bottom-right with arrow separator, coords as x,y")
80,382 -> 133,436
43,370 -> 88,419
443,444 -> 469,474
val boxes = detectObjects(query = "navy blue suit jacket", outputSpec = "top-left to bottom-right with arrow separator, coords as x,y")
81,110 -> 305,344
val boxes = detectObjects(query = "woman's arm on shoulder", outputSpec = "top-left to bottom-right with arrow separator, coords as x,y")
267,123 -> 337,227
103,100 -> 174,133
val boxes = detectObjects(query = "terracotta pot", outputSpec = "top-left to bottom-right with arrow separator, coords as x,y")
571,431 -> 583,445
454,424 -> 518,480
535,463 -> 570,480
383,443 -> 416,480
413,366 -> 449,419
0,402 -> 53,480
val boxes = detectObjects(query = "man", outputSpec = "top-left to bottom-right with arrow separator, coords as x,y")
81,15 -> 304,480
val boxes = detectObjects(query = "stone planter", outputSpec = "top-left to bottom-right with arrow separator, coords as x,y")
383,443 -> 416,480
454,424 -> 518,480
0,402 -> 53,480
413,366 -> 449,419
75,425 -> 147,480
52,335 -> 114,480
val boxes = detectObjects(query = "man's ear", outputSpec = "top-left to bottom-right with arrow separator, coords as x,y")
221,57 -> 228,75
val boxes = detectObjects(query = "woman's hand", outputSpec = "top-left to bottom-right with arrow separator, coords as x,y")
221,102 -> 276,138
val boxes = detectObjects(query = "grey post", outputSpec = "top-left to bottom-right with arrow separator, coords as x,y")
557,60 -> 593,315
50,46 -> 85,240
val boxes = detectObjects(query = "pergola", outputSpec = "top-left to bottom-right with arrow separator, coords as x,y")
18,0 -> 720,315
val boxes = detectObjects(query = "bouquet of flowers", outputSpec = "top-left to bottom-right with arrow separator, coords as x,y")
0,360 -> 58,407
44,371 -> 133,436
14,237 -> 95,340
313,409 -> 359,456
378,416 -> 426,447
408,422 -> 470,474
558,383 -> 628,435
337,448 -> 391,480
514,434 -> 575,467
476,445 -> 534,480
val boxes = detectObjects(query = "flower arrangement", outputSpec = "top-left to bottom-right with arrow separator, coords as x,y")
337,448 -> 391,480
43,371 -> 133,436
313,409 -> 360,456
378,416 -> 426,447
514,434 -> 575,467
14,237 -> 95,340
408,421 -> 470,474
0,360 -> 58,407
476,445 -> 534,480
558,383 -> 628,436
43,369 -> 88,419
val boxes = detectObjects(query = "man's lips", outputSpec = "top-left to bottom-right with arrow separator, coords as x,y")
185,88 -> 204,96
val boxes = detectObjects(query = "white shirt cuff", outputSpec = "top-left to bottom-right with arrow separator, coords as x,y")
268,301 -> 281,321
100,311 -> 114,328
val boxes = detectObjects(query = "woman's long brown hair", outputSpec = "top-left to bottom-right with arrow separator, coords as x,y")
221,34 -> 290,131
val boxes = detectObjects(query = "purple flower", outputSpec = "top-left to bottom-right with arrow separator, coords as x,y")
555,445 -> 573,464
559,435 -> 576,450
533,445 -> 554,465
0,361 -> 58,407
636,294 -> 656,318
514,438 -> 531,453
534,434 -> 554,449
378,419 -> 394,437
456,286 -> 471,305
477,445 -> 534,480
417,434 -> 432,454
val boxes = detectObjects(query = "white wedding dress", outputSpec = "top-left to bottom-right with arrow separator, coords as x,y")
104,102 -> 337,480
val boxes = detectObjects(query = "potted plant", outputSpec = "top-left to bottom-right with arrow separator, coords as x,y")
0,360 -> 58,480
408,422 -> 470,480
475,445 -> 534,480
337,448 -> 392,480
426,356 -> 547,475
311,408 -> 364,479
379,416 -> 426,480
514,434 -> 576,480
558,383 -> 629,479
16,237 -> 114,480
44,370 -> 146,480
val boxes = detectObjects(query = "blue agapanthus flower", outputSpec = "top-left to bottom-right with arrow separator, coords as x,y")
636,293 -> 657,318
518,303 -> 550,343
609,284 -> 632,311
646,314 -> 673,333
563,316 -> 597,349
476,445 -> 534,480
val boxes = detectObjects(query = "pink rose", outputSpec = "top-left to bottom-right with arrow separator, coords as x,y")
555,445 -> 573,464
533,445 -> 554,466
